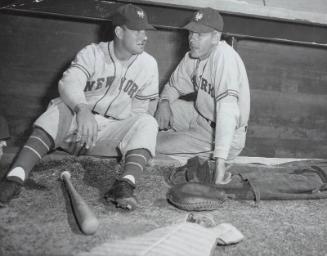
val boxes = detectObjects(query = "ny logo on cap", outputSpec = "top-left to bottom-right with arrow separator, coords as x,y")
194,12 -> 203,21
137,10 -> 144,18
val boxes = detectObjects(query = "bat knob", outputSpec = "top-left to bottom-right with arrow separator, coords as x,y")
60,171 -> 71,180
81,218 -> 99,235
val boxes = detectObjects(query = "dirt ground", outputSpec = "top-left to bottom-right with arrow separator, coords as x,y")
1,154 -> 327,256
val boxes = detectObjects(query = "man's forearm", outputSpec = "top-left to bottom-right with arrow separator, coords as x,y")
132,99 -> 150,113
58,67 -> 88,111
213,99 -> 239,159
156,98 -> 171,113
160,83 -> 180,103
59,86 -> 87,110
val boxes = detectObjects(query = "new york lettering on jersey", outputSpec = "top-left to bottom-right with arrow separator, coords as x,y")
84,76 -> 115,92
190,59 -> 216,121
197,75 -> 215,98
91,42 -> 143,118
193,43 -> 245,123
191,59 -> 215,99
73,41 -> 157,119
84,76 -> 139,98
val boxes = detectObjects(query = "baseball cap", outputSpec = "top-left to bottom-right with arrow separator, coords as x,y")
183,7 -> 224,33
111,4 -> 155,30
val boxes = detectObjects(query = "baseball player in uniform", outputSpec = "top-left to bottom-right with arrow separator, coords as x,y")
155,8 -> 250,184
0,4 -> 158,210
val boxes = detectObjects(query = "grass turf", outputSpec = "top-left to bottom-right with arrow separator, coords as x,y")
0,156 -> 327,256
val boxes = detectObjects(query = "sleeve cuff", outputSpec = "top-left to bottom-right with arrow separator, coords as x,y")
213,147 -> 229,160
160,84 -> 180,103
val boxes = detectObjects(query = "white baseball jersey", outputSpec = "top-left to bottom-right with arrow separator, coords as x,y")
160,41 -> 250,159
161,41 -> 249,126
59,41 -> 159,119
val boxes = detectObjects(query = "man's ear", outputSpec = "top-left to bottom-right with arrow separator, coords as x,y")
212,31 -> 221,44
114,26 -> 124,39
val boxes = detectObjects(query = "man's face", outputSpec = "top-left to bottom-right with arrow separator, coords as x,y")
188,31 -> 217,58
121,26 -> 148,55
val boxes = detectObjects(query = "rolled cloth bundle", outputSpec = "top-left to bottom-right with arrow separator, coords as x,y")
167,157 -> 327,211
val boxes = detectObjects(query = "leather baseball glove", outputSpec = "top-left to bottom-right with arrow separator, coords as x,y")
167,182 -> 233,211
167,156 -> 216,186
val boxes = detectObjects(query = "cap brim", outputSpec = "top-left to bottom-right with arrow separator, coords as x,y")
183,22 -> 215,33
144,23 -> 156,30
126,23 -> 156,31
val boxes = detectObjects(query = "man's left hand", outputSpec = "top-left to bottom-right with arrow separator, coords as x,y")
215,158 -> 232,184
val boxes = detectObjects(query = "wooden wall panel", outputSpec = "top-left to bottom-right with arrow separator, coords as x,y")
0,14 -> 100,144
134,0 -> 327,26
238,40 -> 327,157
146,29 -> 188,89
1,12 -> 327,158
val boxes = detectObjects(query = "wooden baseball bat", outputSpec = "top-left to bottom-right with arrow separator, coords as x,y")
61,171 -> 99,235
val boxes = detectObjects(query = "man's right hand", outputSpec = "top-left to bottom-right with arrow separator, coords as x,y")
73,103 -> 98,155
155,99 -> 174,130
214,158 -> 232,184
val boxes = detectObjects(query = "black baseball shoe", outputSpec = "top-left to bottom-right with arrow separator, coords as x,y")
0,179 -> 23,207
104,179 -> 138,210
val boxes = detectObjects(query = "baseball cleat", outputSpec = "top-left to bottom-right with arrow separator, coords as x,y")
104,179 -> 138,210
0,179 -> 23,206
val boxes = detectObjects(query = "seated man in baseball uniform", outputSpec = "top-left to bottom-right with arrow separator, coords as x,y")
155,7 -> 250,184
0,4 -> 158,210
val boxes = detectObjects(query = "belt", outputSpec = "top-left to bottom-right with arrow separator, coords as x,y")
209,120 -> 216,129
203,117 -> 216,128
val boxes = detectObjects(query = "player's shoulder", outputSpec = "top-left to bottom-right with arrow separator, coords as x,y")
182,51 -> 199,65
137,51 -> 158,68
138,51 -> 157,63
78,42 -> 108,57
213,41 -> 239,58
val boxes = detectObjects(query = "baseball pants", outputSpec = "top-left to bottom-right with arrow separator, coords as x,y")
156,100 -> 246,160
34,99 -> 158,157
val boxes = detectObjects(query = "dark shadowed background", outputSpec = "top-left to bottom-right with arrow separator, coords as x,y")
1,0 -> 327,158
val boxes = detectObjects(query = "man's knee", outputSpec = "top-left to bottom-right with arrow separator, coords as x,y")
34,102 -> 74,147
169,100 -> 196,131
119,114 -> 158,157
135,113 -> 158,130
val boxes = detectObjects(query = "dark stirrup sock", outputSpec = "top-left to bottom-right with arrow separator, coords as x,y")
121,148 -> 151,185
6,127 -> 54,184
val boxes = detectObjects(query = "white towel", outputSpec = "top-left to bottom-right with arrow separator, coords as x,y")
77,216 -> 244,256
